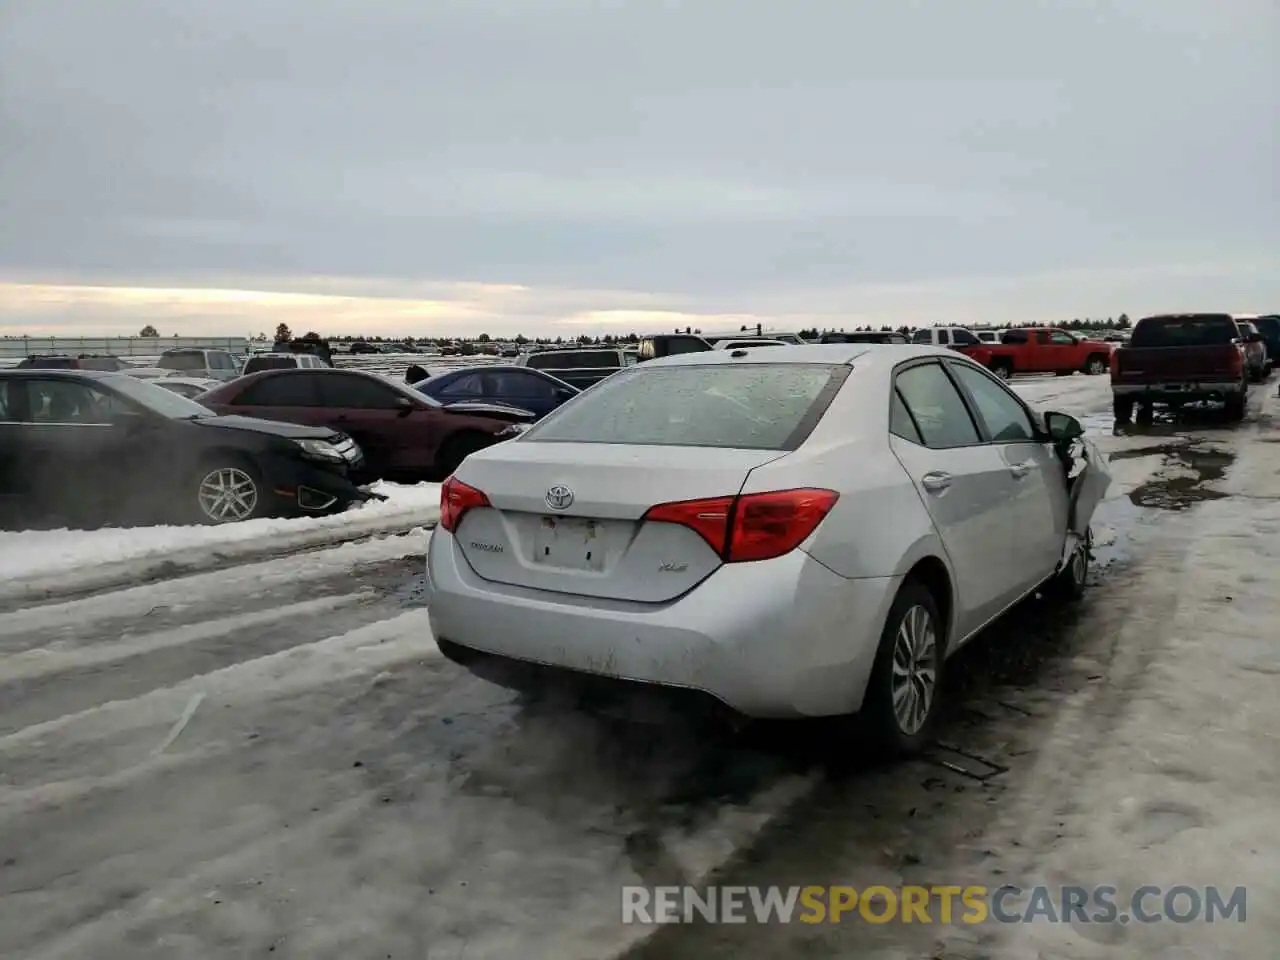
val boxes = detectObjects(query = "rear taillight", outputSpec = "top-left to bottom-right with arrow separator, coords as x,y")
1228,348 -> 1243,376
642,488 -> 839,563
440,476 -> 490,532
1109,350 -> 1120,377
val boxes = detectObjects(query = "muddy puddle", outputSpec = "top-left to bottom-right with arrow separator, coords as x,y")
1122,444 -> 1235,510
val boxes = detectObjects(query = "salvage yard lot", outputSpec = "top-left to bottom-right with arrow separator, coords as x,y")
1,373 -> 1277,959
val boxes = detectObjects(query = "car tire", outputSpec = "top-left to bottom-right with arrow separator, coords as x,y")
991,360 -> 1014,380
193,457 -> 265,525
1136,403 -> 1154,426
436,431 -> 491,480
1051,528 -> 1091,602
861,580 -> 944,758
1083,355 -> 1108,376
1225,391 -> 1247,422
1113,397 -> 1134,424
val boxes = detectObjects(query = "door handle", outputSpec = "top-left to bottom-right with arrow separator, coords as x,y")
921,471 -> 952,492
1009,461 -> 1031,478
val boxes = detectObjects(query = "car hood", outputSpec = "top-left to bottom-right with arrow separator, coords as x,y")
441,400 -> 536,422
192,414 -> 340,441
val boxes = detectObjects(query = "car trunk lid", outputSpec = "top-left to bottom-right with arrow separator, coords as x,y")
451,442 -> 785,602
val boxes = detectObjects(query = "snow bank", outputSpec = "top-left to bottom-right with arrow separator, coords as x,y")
0,481 -> 439,585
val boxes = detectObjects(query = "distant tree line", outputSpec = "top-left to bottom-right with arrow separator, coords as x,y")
144,313 -> 1133,345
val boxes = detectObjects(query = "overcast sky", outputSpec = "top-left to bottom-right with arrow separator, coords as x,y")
1,0 -> 1276,336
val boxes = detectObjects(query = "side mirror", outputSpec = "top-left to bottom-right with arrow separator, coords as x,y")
394,396 -> 416,416
1043,410 -> 1084,442
1248,333 -> 1264,344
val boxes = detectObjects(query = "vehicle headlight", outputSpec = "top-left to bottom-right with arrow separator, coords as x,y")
295,438 -> 346,461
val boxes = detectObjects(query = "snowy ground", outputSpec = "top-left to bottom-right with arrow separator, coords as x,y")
1,372 -> 1277,959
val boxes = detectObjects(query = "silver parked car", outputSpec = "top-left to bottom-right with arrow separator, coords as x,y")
426,344 -> 1110,754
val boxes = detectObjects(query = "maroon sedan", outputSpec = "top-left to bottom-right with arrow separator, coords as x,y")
199,369 -> 532,481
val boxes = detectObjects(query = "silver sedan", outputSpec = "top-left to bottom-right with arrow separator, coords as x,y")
426,344 -> 1110,755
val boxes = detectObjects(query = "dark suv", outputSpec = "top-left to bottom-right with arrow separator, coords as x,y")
0,371 -> 370,528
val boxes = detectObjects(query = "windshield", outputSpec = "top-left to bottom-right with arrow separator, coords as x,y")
522,362 -> 844,450
526,351 -> 621,370
102,373 -> 214,418
158,351 -> 208,371
244,356 -> 299,373
1130,315 -> 1238,348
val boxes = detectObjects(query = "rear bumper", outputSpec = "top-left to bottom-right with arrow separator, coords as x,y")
425,528 -> 900,718
1112,380 -> 1243,401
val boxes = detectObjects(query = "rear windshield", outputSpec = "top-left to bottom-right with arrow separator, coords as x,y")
522,362 -> 846,450
77,357 -> 122,371
1130,316 -> 1238,348
526,351 -> 620,370
159,351 -> 207,371
23,357 -> 75,368
244,356 -> 298,373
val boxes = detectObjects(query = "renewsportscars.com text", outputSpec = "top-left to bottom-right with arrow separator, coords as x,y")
622,885 -> 1247,925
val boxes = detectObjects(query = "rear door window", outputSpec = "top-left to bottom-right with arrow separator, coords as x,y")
487,370 -> 556,399
890,389 -> 923,444
317,374 -> 404,409
951,329 -> 978,346
527,351 -> 621,370
523,363 -> 846,450
911,329 -> 931,344
893,363 -> 981,449
441,372 -> 484,398
234,373 -> 322,406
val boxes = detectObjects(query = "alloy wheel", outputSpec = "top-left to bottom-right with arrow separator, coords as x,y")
198,467 -> 259,523
1087,358 -> 1107,375
890,604 -> 938,735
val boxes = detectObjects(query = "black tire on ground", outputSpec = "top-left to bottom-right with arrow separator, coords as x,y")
1113,397 -> 1134,424
1225,391 -> 1247,422
436,432 -> 492,480
1248,366 -> 1264,384
1083,354 -> 1109,376
860,579 -> 945,758
1136,403 -> 1154,426
192,457 -> 266,525
990,360 -> 1014,380
1051,529 -> 1092,602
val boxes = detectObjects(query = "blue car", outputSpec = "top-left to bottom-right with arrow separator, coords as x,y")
413,365 -> 580,420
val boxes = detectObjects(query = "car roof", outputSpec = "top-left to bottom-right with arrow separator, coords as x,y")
640,342 -> 956,369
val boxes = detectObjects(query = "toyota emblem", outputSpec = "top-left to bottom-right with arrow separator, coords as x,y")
545,484 -> 574,511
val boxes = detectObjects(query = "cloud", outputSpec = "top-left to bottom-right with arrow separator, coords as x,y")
0,0 -> 1276,333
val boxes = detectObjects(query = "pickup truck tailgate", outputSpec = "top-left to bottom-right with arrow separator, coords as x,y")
1112,345 -> 1239,381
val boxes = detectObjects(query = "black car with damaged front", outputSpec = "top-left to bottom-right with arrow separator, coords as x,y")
0,370 -> 372,528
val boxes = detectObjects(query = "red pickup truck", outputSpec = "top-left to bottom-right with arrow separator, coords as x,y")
1110,313 -> 1249,424
955,328 -> 1112,379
